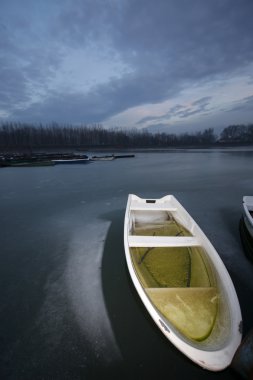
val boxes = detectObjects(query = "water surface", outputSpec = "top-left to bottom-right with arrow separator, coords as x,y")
0,149 -> 253,379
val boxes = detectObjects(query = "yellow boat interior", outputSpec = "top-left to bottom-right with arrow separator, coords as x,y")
129,210 -> 230,348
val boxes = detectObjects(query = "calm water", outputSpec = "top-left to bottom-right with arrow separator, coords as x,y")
0,149 -> 253,380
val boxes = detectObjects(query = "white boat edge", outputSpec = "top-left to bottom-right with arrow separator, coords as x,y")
124,194 -> 242,371
243,196 -> 253,236
52,158 -> 90,163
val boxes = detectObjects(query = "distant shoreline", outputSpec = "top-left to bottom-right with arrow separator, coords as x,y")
1,123 -> 253,153
1,142 -> 253,155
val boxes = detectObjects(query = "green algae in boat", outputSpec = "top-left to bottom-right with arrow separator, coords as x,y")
130,246 -> 214,289
124,194 -> 242,371
145,287 -> 218,341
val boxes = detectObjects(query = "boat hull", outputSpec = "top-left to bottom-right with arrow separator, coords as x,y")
242,196 -> 253,238
240,218 -> 253,262
240,196 -> 253,262
52,159 -> 90,164
124,194 -> 242,371
91,156 -> 115,161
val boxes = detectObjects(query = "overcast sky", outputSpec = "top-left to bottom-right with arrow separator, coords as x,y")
1,0 -> 253,133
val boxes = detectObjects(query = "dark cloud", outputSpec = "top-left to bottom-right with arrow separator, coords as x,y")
177,97 -> 213,119
168,105 -> 185,114
54,0 -> 119,47
110,0 -> 253,78
136,115 -> 163,125
1,0 -> 253,125
11,71 -> 175,123
0,55 -> 29,111
0,24 -> 28,109
55,0 -> 253,122
192,97 -> 212,106
53,1 -> 253,123
0,1 -> 66,114
225,95 -> 253,113
137,96 -> 213,125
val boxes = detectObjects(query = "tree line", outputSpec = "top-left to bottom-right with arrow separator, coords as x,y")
0,122 -> 253,151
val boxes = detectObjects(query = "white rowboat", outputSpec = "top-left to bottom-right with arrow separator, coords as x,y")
124,194 -> 242,371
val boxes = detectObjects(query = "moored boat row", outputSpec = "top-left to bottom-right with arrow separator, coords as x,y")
52,158 -> 90,164
1,153 -> 135,167
0,153 -> 90,167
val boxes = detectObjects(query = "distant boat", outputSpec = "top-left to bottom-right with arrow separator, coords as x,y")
114,154 -> 135,158
52,158 -> 90,164
239,196 -> 253,261
124,194 -> 242,371
91,155 -> 115,161
90,154 -> 135,161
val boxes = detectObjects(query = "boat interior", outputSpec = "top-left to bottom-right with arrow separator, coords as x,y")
129,209 -> 230,348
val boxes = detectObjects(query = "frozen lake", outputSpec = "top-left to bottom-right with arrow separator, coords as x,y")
0,149 -> 253,379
